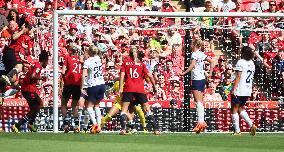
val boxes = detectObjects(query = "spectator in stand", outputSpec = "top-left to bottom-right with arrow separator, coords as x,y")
217,0 -> 236,12
213,55 -> 226,80
251,86 -> 266,101
271,49 -> 284,97
165,25 -> 182,51
0,12 -> 8,33
6,9 -> 20,25
1,21 -> 18,40
278,0 -> 284,12
202,40 -> 215,58
34,0 -> 45,9
263,38 -> 279,73
84,0 -> 94,10
113,0 -> 126,11
76,0 -> 86,9
18,0 -> 36,16
146,48 -> 159,73
151,0 -> 162,11
204,83 -> 223,102
94,0 -> 108,11
67,0 -> 77,10
251,0 -> 269,12
169,76 -> 183,101
195,1 -> 214,48
220,72 -> 233,101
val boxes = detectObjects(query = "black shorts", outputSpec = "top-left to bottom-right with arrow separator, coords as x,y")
121,92 -> 148,105
21,91 -> 41,109
231,95 -> 249,107
62,85 -> 81,100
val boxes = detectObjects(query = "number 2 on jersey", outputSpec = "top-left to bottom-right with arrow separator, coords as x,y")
246,70 -> 253,83
130,68 -> 139,78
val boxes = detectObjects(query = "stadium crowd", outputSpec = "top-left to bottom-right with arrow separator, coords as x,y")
0,0 -> 283,108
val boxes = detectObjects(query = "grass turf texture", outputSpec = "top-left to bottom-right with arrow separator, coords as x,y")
0,133 -> 283,152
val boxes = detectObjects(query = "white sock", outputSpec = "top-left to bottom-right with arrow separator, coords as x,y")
232,113 -> 240,133
239,110 -> 253,127
78,108 -> 83,127
94,107 -> 102,125
196,102 -> 204,122
87,107 -> 97,125
83,110 -> 90,128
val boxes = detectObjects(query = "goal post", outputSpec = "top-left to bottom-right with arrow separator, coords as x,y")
52,10 -> 284,133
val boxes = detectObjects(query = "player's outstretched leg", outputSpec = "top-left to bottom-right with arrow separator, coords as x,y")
119,112 -> 127,135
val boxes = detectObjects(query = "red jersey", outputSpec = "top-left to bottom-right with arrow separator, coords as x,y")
121,57 -> 149,93
63,55 -> 82,86
21,62 -> 42,93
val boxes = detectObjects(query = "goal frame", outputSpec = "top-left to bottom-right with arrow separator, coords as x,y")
53,10 -> 284,133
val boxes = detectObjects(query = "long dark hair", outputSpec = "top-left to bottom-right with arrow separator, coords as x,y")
7,9 -> 20,24
241,46 -> 254,61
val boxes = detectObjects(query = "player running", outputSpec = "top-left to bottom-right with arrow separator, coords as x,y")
179,39 -> 214,134
60,45 -> 82,133
11,51 -> 49,133
119,47 -> 160,135
231,46 -> 257,136
81,45 -> 105,134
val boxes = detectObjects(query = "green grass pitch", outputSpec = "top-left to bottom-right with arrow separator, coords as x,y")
0,133 -> 283,152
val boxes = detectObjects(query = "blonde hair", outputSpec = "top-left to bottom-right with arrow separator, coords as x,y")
130,46 -> 139,63
88,45 -> 99,57
192,39 -> 203,48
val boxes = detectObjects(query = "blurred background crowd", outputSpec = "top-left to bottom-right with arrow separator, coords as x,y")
0,0 -> 283,107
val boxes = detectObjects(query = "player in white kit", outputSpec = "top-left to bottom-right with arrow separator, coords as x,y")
180,39 -> 214,133
81,45 -> 105,134
231,46 -> 257,136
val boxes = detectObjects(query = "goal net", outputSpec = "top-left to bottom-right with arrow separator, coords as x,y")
1,11 -> 284,133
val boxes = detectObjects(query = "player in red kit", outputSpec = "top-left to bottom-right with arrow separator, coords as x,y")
11,51 -> 49,133
60,45 -> 82,133
119,47 -> 160,135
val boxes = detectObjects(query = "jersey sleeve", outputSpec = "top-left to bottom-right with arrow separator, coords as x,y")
203,52 -> 208,60
235,60 -> 243,72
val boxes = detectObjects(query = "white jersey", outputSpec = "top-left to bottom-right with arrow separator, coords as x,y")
235,59 -> 255,96
191,50 -> 207,80
83,56 -> 105,87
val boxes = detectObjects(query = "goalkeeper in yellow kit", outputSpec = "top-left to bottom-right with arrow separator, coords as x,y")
101,81 -> 148,133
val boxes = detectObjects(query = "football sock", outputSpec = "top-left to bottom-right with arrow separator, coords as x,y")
16,115 -> 29,128
74,117 -> 80,128
94,107 -> 102,126
83,110 -> 90,129
120,112 -> 127,130
146,111 -> 158,131
135,106 -> 146,128
87,107 -> 97,125
232,113 -> 240,133
239,110 -> 253,127
63,117 -> 70,126
196,102 -> 205,122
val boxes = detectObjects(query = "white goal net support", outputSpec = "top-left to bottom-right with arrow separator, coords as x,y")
47,11 -> 283,133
